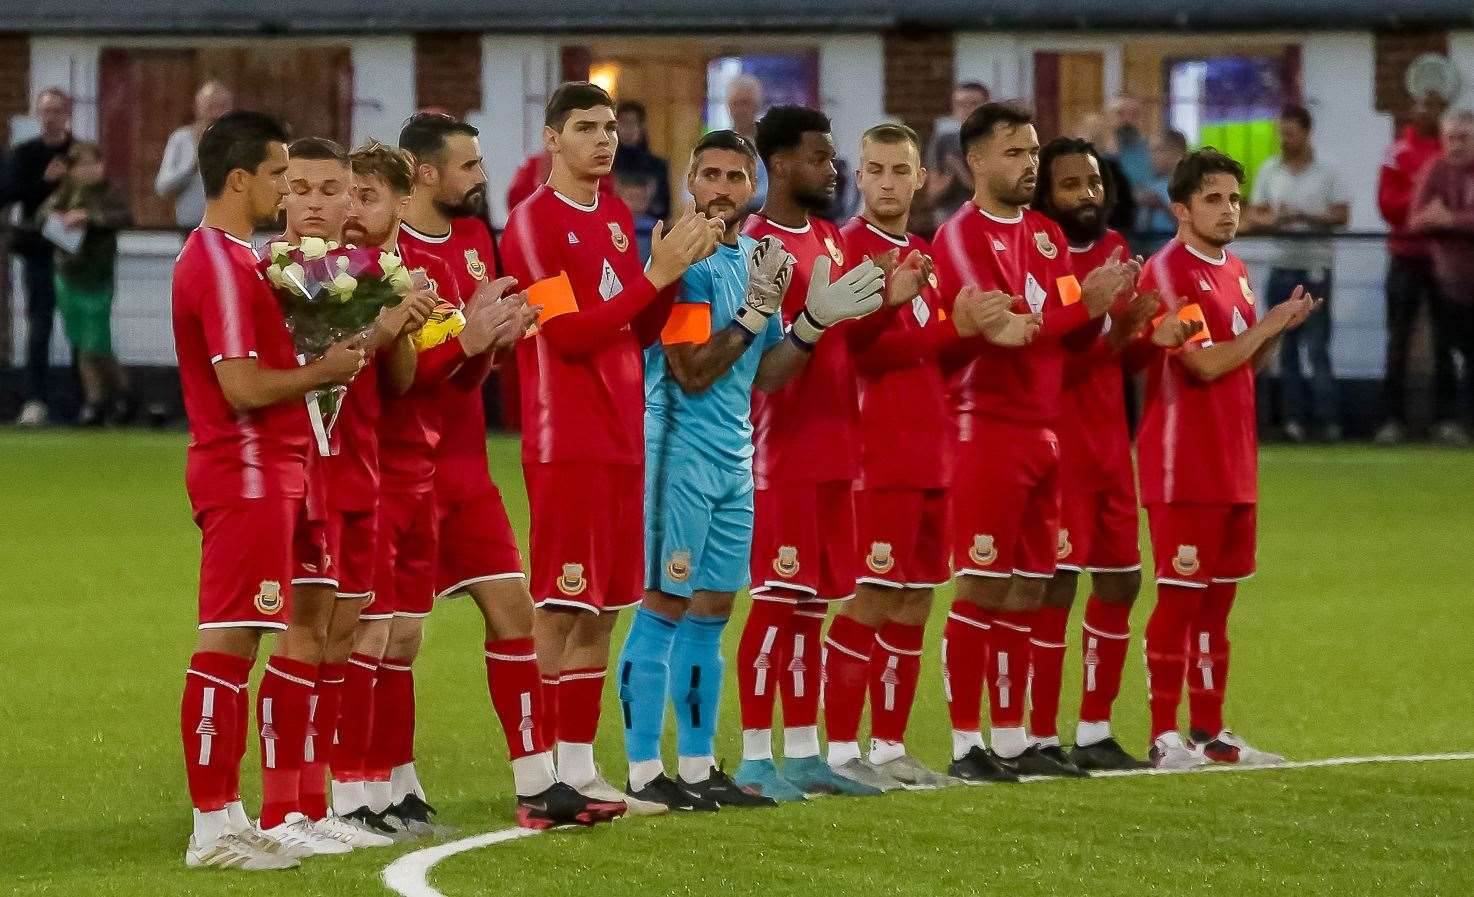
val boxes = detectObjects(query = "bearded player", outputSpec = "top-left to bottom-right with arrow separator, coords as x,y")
501,82 -> 719,813
175,111 -> 368,870
932,103 -> 1138,781
1137,148 -> 1318,769
617,129 -> 887,809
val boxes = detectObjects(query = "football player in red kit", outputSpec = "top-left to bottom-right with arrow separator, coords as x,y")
1137,148 -> 1319,769
500,82 -> 720,813
930,104 -> 1138,781
175,111 -> 368,870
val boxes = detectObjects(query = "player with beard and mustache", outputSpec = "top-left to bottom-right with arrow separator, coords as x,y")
1028,137 -> 1188,772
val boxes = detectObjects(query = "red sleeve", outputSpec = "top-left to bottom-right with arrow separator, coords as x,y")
633,282 -> 679,348
414,338 -> 467,385
853,318 -> 959,374
938,333 -> 989,376
200,253 -> 261,363
1377,149 -> 1412,228
506,155 -> 542,215
843,301 -> 905,352
540,275 -> 662,356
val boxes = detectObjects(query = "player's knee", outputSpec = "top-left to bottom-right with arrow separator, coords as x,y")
843,587 -> 891,627
385,618 -> 424,660
640,590 -> 688,622
894,589 -> 934,625
688,591 -> 735,620
1044,570 -> 1079,609
1009,577 -> 1048,611
1094,570 -> 1141,605
956,574 -> 1009,610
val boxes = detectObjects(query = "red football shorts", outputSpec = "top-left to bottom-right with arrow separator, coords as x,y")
292,459 -> 335,588
525,462 -> 642,613
195,497 -> 301,631
1057,451 -> 1142,574
855,487 -> 951,589
750,479 -> 857,601
435,483 -> 525,599
328,506 -> 378,599
368,490 -> 438,620
952,419 -> 1061,580
1146,502 -> 1257,588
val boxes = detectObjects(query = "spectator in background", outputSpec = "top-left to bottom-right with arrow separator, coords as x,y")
1106,95 -> 1153,192
1247,104 -> 1349,443
613,169 -> 658,261
726,75 -> 768,209
2,87 -> 74,427
923,80 -> 990,225
37,141 -> 133,425
613,100 -> 672,220
1135,128 -> 1187,250
154,80 -> 233,230
1409,108 -> 1474,446
1376,92 -> 1453,445
1071,111 -> 1137,239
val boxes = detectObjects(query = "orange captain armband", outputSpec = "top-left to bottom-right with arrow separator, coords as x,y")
1056,274 -> 1082,306
528,272 -> 578,325
1151,303 -> 1211,346
660,302 -> 712,346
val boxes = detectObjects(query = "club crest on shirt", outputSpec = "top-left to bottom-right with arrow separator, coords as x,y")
557,563 -> 588,596
254,580 -> 284,615
1033,231 -> 1058,259
666,549 -> 692,583
968,534 -> 998,566
1172,545 -> 1200,576
773,545 -> 800,578
608,222 -> 629,253
1056,529 -> 1072,561
1239,276 -> 1255,306
464,248 -> 487,281
865,542 -> 895,575
824,236 -> 845,267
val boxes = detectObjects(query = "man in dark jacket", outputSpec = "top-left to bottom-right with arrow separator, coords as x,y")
613,100 -> 671,221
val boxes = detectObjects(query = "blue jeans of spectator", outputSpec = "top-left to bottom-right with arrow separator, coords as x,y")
1264,266 -> 1338,428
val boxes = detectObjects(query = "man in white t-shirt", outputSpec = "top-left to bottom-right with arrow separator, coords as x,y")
155,81 -> 233,229
1248,103 -> 1350,442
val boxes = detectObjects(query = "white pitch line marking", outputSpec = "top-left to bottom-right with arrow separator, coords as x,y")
382,752 -> 1474,897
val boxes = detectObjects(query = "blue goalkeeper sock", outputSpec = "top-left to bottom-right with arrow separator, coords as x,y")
671,613 -> 729,780
617,608 -> 678,772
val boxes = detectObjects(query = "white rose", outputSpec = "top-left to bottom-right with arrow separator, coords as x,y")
268,241 -> 292,262
282,262 -> 309,294
330,272 -> 358,296
265,265 -> 288,288
379,251 -> 403,275
335,254 -> 352,274
389,266 -> 413,293
299,236 -> 329,260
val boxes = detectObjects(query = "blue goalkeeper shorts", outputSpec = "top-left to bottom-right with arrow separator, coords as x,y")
644,444 -> 754,599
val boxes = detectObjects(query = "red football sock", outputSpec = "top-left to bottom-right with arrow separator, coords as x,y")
1027,605 -> 1070,740
257,655 -> 317,829
1078,595 -> 1133,725
1144,584 -> 1203,740
556,667 -> 605,745
987,611 -> 1032,729
821,615 -> 875,744
736,596 -> 797,730
366,657 -> 413,783
181,652 -> 248,813
870,622 -> 924,745
227,665 -> 251,804
1188,582 -> 1236,738
330,653 -> 377,783
781,602 -> 826,730
539,674 -> 560,750
941,600 -> 990,734
485,638 -> 546,759
299,662 -> 343,820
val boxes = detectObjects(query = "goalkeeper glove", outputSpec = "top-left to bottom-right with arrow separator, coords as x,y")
734,235 -> 794,337
789,256 -> 885,349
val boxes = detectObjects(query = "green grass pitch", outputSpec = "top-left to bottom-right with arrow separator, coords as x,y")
3,431 -> 1471,896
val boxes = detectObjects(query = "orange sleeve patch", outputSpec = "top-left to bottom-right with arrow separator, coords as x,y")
1056,274 -> 1082,306
660,302 -> 712,346
1151,303 -> 1211,346
528,272 -> 577,325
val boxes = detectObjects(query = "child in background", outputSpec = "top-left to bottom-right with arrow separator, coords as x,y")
39,141 -> 133,425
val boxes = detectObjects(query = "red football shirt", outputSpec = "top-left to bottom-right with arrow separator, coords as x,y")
377,246 -> 464,495
743,214 -> 860,486
840,218 -> 955,490
501,186 -> 653,466
399,218 -> 500,490
1058,229 -> 1133,487
1136,239 -> 1259,505
931,203 -> 1086,437
172,226 -> 311,507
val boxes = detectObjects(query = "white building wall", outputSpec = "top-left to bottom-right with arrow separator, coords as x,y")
819,35 -> 886,161
349,37 -> 416,147
1450,31 -> 1474,110
476,35 -> 559,226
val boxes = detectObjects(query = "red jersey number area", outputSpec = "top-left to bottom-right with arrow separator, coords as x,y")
502,187 -> 652,611
1057,229 -> 1141,574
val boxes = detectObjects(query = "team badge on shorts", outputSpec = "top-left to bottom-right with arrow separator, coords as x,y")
608,222 -> 629,253
464,249 -> 487,281
1239,276 -> 1255,306
1033,231 -> 1058,259
773,546 -> 800,578
1172,545 -> 1201,576
824,236 -> 845,267
254,580 -> 284,615
968,534 -> 997,566
666,549 -> 692,583
866,542 -> 895,575
1056,529 -> 1072,561
557,563 -> 588,596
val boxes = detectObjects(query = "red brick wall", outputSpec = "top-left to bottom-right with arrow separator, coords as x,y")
0,34 -> 29,147
883,29 -> 954,148
1374,29 -> 1449,118
414,33 -> 482,118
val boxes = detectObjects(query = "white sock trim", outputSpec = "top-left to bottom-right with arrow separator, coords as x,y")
1076,720 -> 1112,747
742,728 -> 774,761
556,741 -> 597,789
628,758 -> 664,792
951,729 -> 984,760
869,739 -> 905,765
677,754 -> 715,785
827,740 -> 861,767
511,752 -> 557,797
991,726 -> 1030,759
783,725 -> 820,759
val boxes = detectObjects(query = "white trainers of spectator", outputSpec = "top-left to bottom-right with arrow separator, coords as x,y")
16,400 -> 46,427
1432,420 -> 1472,447
1373,421 -> 1406,446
